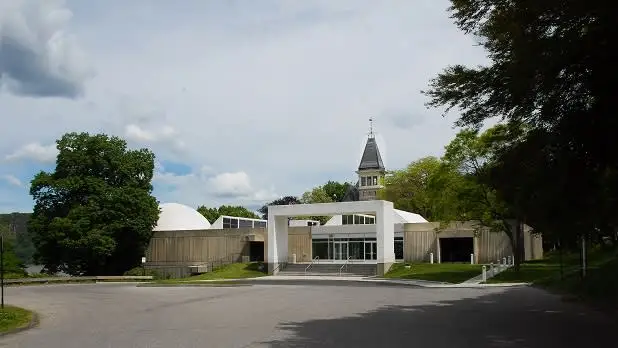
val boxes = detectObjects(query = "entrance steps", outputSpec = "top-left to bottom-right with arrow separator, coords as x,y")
278,263 -> 377,277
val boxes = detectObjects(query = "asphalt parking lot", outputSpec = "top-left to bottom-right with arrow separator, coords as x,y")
2,282 -> 616,347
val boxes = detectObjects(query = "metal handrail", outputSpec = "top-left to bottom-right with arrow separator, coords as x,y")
305,256 -> 319,274
339,256 -> 352,276
272,258 -> 288,274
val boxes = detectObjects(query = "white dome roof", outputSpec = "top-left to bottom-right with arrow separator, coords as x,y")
154,203 -> 212,231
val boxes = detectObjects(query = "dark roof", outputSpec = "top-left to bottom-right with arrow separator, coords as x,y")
358,137 -> 385,171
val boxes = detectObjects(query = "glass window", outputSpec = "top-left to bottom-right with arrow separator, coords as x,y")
373,176 -> 378,185
254,221 -> 266,228
230,218 -> 239,228
361,177 -> 366,186
312,241 -> 329,259
223,217 -> 231,228
367,217 -> 375,224
239,219 -> 253,228
394,239 -> 404,259
342,215 -> 352,225
354,215 -> 361,224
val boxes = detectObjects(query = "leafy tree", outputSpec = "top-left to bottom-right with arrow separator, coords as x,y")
379,157 -> 442,220
425,1 -> 618,268
442,126 -> 533,266
322,181 -> 352,202
300,186 -> 334,205
28,132 -> 160,276
258,196 -> 301,220
197,205 -> 260,224
1,238 -> 27,276
298,186 -> 335,225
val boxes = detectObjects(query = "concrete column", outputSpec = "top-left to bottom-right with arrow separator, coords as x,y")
375,200 -> 395,275
267,215 -> 289,274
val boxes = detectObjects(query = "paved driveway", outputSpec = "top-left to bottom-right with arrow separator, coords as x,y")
1,282 -> 615,347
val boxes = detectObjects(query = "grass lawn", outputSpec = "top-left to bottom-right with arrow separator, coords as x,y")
489,248 -> 618,307
384,262 -> 482,284
155,262 -> 267,284
0,305 -> 34,334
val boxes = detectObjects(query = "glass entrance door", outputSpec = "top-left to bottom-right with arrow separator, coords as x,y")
334,241 -> 348,260
364,241 -> 377,260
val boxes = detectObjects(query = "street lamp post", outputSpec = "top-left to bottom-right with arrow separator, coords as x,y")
1,234 -> 5,309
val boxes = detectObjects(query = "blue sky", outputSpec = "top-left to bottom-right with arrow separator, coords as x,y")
0,0 -> 487,213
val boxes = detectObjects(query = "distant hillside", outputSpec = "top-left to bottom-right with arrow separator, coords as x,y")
0,212 -> 31,236
0,212 -> 35,265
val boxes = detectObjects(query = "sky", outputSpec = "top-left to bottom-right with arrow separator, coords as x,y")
0,0 -> 487,213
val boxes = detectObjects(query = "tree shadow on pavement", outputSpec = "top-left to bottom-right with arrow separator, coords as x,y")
261,287 -> 616,348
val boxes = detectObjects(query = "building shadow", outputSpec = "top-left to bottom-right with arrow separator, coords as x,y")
260,287 -> 616,348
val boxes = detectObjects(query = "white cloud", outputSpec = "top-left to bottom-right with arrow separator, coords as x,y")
208,172 -> 255,198
5,142 -> 58,163
125,123 -> 185,151
0,0 -> 94,98
0,0 -> 488,212
2,174 -> 22,187
153,166 -> 278,208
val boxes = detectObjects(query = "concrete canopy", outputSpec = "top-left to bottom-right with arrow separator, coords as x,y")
268,200 -> 395,275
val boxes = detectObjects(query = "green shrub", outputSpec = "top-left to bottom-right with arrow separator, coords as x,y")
123,266 -> 163,279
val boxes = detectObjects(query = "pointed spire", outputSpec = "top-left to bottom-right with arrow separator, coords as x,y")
358,119 -> 385,171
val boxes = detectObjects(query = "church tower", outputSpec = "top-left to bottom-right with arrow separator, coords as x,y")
356,119 -> 385,201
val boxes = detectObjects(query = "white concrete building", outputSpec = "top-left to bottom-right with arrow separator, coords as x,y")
311,209 -> 427,262
268,200 -> 397,275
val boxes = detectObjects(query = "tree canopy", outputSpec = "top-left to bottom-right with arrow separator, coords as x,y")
258,196 -> 301,220
425,0 -> 618,250
197,205 -> 260,223
28,132 -> 160,276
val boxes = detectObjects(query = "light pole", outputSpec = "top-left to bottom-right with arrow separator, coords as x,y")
1,234 -> 4,309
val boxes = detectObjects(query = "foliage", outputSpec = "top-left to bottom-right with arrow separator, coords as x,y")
123,266 -> 164,280
322,181 -> 352,202
0,213 -> 34,265
380,157 -> 450,221
197,205 -> 260,224
0,305 -> 34,333
425,0 -> 618,254
300,186 -> 333,205
258,196 -> 301,220
28,132 -> 160,276
1,238 -> 27,276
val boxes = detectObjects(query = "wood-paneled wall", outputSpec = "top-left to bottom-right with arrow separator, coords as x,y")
288,227 -> 312,262
146,228 -> 265,264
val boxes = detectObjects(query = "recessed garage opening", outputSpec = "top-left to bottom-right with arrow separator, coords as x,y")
440,237 -> 473,262
249,241 -> 265,262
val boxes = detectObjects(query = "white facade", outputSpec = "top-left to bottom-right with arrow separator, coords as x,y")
289,219 -> 320,227
154,203 -> 212,231
268,200 -> 395,275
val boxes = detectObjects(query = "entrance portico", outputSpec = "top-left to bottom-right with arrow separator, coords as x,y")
268,200 -> 395,275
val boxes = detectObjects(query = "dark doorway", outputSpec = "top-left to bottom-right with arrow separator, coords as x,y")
440,237 -> 473,262
249,241 -> 265,262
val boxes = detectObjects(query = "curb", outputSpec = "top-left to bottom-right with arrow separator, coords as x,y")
0,310 -> 40,338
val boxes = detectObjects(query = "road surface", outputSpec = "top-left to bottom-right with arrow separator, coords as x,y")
2,282 -> 615,347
